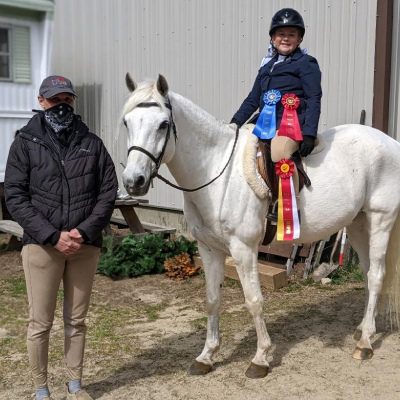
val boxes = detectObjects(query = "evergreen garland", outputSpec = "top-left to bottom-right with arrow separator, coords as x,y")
98,234 -> 198,279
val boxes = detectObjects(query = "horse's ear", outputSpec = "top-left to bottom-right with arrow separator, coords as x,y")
156,74 -> 169,96
125,73 -> 137,92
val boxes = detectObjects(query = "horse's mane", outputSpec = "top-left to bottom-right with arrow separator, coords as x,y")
122,79 -> 168,116
118,79 -> 235,145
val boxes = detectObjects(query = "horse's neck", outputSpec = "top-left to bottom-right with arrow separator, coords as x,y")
167,92 -> 234,185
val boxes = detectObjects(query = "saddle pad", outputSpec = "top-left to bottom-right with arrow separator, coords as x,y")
242,126 -> 270,199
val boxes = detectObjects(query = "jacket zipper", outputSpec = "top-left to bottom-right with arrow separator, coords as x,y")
59,158 -> 70,228
21,133 -> 71,230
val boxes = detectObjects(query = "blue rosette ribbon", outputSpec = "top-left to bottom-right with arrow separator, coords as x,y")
253,89 -> 281,139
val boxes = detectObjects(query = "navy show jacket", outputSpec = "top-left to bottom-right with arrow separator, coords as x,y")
232,48 -> 322,137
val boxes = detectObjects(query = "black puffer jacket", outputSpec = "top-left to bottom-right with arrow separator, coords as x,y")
4,112 -> 118,247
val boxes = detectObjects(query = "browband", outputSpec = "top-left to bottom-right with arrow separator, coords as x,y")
135,102 -> 172,110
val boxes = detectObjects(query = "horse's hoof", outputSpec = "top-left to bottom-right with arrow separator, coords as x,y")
188,360 -> 212,375
245,362 -> 269,379
353,329 -> 362,341
352,346 -> 373,360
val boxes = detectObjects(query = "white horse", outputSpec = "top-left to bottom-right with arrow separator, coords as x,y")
121,74 -> 400,378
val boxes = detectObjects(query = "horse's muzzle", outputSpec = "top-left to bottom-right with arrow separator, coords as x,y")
122,171 -> 151,196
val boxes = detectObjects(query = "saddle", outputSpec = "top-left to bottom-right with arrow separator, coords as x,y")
256,140 -> 311,245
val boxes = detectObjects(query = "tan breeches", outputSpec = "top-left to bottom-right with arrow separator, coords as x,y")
22,244 -> 100,388
271,136 -> 300,193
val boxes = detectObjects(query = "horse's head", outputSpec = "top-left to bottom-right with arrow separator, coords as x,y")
121,73 -> 176,196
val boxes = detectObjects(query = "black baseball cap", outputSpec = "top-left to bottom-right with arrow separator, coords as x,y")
39,75 -> 77,98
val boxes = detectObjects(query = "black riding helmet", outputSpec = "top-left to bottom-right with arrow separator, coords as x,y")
269,8 -> 305,38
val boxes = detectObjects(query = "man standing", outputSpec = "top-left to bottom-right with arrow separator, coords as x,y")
4,75 -> 118,400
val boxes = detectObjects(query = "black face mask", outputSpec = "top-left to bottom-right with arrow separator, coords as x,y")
44,103 -> 75,133
45,102 -> 74,123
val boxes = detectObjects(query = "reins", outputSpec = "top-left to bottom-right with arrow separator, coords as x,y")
125,99 -> 240,193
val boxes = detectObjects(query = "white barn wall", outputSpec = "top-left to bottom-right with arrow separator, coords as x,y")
51,0 -> 377,210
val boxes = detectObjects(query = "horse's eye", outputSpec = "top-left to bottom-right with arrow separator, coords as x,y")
123,118 -> 127,128
159,121 -> 169,130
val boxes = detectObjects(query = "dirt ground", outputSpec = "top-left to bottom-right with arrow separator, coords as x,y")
1,245 -> 400,400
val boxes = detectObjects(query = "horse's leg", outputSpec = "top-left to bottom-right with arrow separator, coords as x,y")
230,239 -> 271,378
346,213 -> 370,341
351,211 -> 394,360
189,242 -> 225,375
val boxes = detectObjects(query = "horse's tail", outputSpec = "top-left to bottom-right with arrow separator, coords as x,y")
381,209 -> 400,329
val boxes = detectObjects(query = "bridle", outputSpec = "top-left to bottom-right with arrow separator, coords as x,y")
124,98 -> 239,193
126,100 -> 177,176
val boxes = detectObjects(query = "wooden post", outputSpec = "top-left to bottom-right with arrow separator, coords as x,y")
372,0 -> 393,132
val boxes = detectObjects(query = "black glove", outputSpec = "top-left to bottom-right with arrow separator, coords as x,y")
230,118 -> 242,128
299,135 -> 315,157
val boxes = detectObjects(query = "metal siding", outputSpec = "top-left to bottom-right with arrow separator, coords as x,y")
51,0 -> 378,210
389,0 -> 400,140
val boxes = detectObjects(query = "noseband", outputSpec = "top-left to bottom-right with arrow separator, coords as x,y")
126,100 -> 177,178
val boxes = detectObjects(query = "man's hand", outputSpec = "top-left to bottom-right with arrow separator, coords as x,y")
55,231 -> 81,255
69,228 -> 84,244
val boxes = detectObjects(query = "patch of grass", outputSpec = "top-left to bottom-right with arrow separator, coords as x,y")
0,336 -> 26,357
190,316 -> 207,330
144,303 -> 167,321
330,263 -> 364,285
282,282 -> 305,293
91,308 -> 129,340
48,343 -> 65,362
86,306 -> 135,358
318,284 -> 337,291
302,277 -> 316,286
3,277 -> 26,296
57,289 -> 64,300
224,277 -> 241,288
0,280 -> 28,333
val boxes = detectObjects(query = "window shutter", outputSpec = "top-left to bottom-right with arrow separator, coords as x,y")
12,25 -> 31,83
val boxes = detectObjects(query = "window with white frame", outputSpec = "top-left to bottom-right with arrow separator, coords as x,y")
0,24 -> 31,83
0,27 -> 11,80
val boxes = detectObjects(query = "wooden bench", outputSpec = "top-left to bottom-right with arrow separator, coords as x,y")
114,198 -> 147,234
110,215 -> 176,238
111,197 -> 176,238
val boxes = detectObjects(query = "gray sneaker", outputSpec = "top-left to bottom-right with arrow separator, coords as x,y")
66,389 -> 93,400
31,394 -> 53,400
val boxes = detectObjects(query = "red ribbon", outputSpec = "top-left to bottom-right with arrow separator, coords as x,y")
278,93 -> 303,141
275,158 -> 295,178
275,159 -> 299,241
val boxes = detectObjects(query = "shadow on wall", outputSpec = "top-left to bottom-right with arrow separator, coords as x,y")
74,84 -> 103,134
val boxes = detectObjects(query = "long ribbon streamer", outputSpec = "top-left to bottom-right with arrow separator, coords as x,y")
276,159 -> 300,241
253,90 -> 281,139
